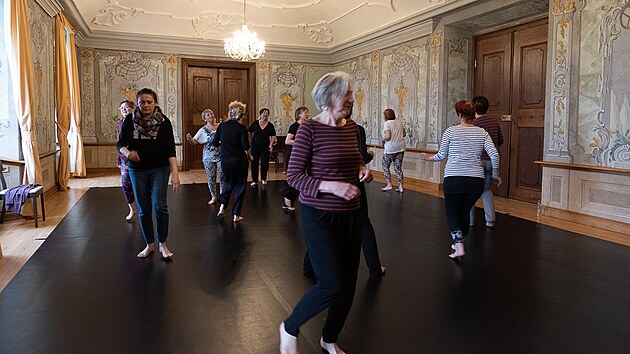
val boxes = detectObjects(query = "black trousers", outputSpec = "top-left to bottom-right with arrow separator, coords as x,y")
279,183 -> 299,204
219,157 -> 248,216
285,204 -> 361,343
358,182 -> 383,277
250,148 -> 270,182
443,176 -> 484,239
303,184 -> 382,277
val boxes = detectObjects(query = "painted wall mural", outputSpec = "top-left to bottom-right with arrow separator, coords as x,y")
578,0 -> 630,169
93,50 -> 178,143
446,36 -> 469,127
27,0 -> 55,154
381,43 -> 424,148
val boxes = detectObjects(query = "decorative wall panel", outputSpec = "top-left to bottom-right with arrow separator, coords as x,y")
27,0 -> 55,154
94,50 -> 178,143
577,0 -> 630,169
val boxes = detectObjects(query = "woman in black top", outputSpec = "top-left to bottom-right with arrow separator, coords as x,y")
117,88 -> 180,259
212,101 -> 251,222
248,108 -> 276,186
280,107 -> 309,211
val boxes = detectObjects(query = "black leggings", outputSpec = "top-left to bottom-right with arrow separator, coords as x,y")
443,176 -> 484,242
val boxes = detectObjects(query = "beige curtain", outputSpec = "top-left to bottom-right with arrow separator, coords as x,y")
5,0 -> 43,185
66,23 -> 86,177
55,14 -> 71,190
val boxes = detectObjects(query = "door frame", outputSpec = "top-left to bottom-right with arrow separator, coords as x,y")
472,18 -> 548,202
181,58 -> 257,171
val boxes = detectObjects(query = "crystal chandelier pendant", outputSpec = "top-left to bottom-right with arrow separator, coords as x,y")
224,24 -> 266,61
224,0 -> 266,61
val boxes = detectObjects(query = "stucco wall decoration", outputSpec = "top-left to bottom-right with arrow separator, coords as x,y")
547,0 -> 578,162
257,60 -> 271,111
80,49 -> 97,143
92,0 -> 143,27
446,36 -> 469,127
427,31 -> 443,148
349,55 -> 373,139
27,0 -> 55,154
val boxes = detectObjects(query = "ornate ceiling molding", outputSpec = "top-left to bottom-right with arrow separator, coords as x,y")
299,21 -> 333,43
34,0 -> 63,18
192,13 -> 242,39
91,0 -> 144,27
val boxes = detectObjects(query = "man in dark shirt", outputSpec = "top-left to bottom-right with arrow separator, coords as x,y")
470,96 -> 503,228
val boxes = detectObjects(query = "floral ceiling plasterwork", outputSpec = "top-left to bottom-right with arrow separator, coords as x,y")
91,0 -> 144,27
88,0 -> 398,45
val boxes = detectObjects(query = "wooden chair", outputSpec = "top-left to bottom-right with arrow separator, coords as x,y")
0,160 -> 45,228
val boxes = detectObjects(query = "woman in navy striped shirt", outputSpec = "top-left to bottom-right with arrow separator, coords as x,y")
280,72 -> 372,354
421,100 -> 501,259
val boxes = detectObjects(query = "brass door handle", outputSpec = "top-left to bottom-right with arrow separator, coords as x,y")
501,115 -> 512,122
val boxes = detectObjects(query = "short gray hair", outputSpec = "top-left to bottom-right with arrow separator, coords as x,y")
228,101 -> 246,120
311,71 -> 351,111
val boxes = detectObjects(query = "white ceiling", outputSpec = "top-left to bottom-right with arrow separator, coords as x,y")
61,0 -> 481,61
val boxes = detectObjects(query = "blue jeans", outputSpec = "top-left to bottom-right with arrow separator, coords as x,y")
128,166 -> 170,244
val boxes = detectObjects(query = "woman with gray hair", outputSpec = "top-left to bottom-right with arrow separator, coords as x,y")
280,71 -> 372,354
186,109 -> 224,205
211,101 -> 250,222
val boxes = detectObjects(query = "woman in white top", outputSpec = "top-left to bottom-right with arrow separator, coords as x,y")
421,100 -> 501,259
381,109 -> 406,192
186,109 -> 224,205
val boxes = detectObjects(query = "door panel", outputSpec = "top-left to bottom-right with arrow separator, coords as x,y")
219,69 -> 249,125
186,67 -> 219,170
509,23 -> 547,202
474,33 -> 512,197
514,127 -> 544,190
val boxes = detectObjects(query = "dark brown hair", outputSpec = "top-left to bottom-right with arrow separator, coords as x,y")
136,88 -> 158,104
294,107 -> 308,122
454,100 -> 475,123
259,107 -> 270,115
383,109 -> 396,120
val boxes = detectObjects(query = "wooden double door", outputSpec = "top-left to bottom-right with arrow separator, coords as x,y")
182,59 -> 256,170
474,20 -> 548,203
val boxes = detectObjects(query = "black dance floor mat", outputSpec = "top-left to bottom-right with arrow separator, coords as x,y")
1,182 -> 629,353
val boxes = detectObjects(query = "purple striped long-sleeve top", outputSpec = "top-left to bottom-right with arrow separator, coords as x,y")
287,119 -> 362,212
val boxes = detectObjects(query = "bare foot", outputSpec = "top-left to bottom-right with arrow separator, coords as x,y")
208,196 -> 218,205
217,204 -> 225,216
159,243 -> 173,259
126,205 -> 135,221
279,322 -> 298,354
381,184 -> 392,191
320,338 -> 346,354
233,215 -> 244,223
449,243 -> 465,258
137,244 -> 154,258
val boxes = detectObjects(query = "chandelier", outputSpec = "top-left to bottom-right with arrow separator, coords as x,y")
224,0 -> 266,61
